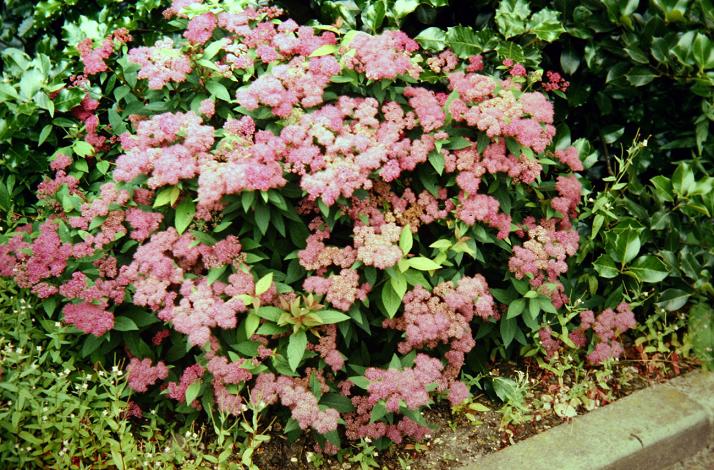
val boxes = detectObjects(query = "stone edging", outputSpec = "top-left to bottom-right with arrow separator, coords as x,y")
459,370 -> 714,470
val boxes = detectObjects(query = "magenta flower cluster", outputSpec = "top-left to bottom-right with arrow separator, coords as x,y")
0,0 -> 591,451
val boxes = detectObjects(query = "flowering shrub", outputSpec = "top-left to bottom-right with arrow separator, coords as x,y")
0,0 -> 589,450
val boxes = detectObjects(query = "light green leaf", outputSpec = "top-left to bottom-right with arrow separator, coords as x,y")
495,0 -> 532,38
309,44 -> 338,57
507,298 -> 526,319
399,225 -> 413,254
185,380 -> 202,404
175,198 -> 195,234
206,80 -> 231,102
381,282 -> 402,318
407,257 -> 441,271
287,330 -> 307,371
318,310 -> 351,324
415,27 -> 446,51
255,272 -> 273,296
528,9 -> 565,42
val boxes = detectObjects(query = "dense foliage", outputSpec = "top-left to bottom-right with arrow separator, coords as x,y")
0,0 -> 711,466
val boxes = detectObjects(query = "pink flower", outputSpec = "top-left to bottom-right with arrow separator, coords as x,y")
184,13 -> 216,45
127,358 -> 169,392
128,38 -> 192,90
62,302 -> 114,336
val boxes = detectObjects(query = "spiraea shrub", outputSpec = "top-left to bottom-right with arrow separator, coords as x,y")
0,0 -> 607,451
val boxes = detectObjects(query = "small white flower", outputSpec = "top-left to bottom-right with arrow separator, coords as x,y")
55,322 -> 61,328
15,348 -> 23,354
290,457 -> 298,463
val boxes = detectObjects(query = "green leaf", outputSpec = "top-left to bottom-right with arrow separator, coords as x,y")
362,0 -> 386,33
38,124 -> 52,145
175,197 -> 196,234
672,162 -> 695,196
495,0 -> 531,38
615,230 -> 641,265
528,9 -> 565,42
256,306 -> 282,322
626,66 -> 657,87
287,330 -> 307,372
113,316 -> 138,331
594,254 -> 619,279
407,257 -> 441,271
507,298 -> 526,319
207,265 -> 227,285
318,310 -> 351,324
370,401 -> 387,423
428,151 -> 445,175
381,282 -> 402,318
254,202 -> 270,235
73,140 -> 94,157
399,225 -> 413,254
245,312 -> 260,337
627,256 -> 669,283
415,27 -> 446,51
446,26 -> 498,58
349,375 -> 370,389
591,214 -> 605,240
203,38 -> 229,60
206,80 -> 231,102
309,44 -> 338,57
500,317 -> 517,348
255,272 -> 273,296
185,380 -> 201,404
650,176 -> 674,202
153,186 -> 180,207
320,393 -> 355,413
655,289 -> 691,312
389,269 -> 408,300
0,181 -> 10,211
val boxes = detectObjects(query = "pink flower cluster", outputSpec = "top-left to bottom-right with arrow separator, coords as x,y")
304,269 -> 369,312
509,220 -> 579,307
581,304 -> 636,364
252,373 -> 339,433
353,223 -> 403,270
345,31 -> 421,80
344,354 -> 443,443
115,111 -> 214,189
385,276 -> 495,382
62,302 -> 115,336
128,38 -> 192,90
77,29 -> 132,76
127,358 -> 169,392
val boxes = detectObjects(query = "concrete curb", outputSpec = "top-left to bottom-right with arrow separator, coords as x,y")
460,370 -> 714,470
